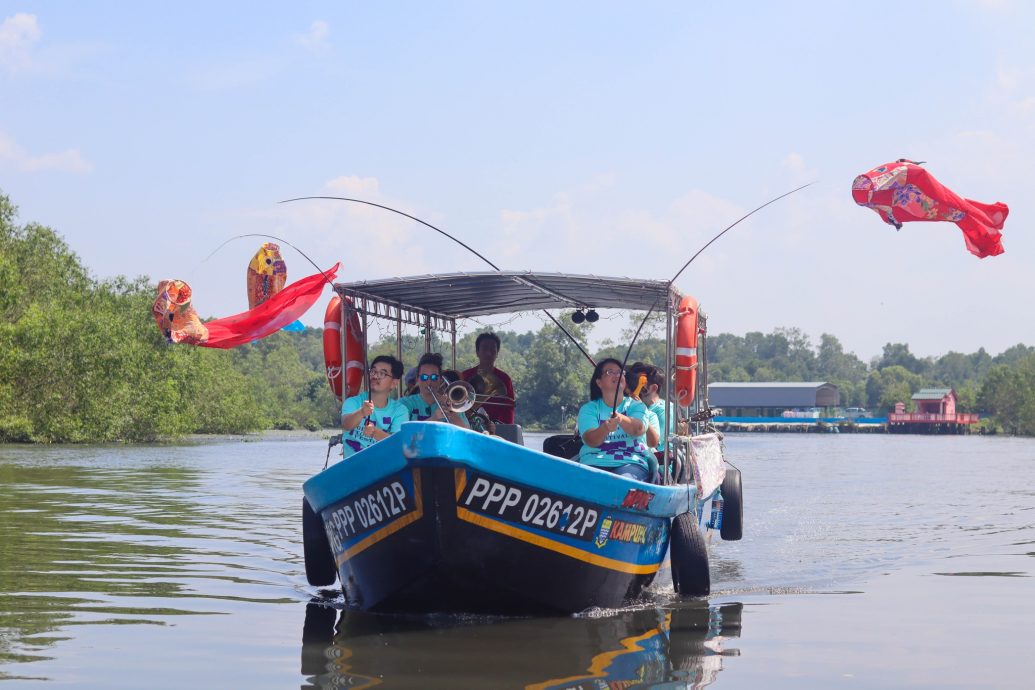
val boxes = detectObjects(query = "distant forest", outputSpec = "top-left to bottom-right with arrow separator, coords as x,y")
3,189 -> 1035,442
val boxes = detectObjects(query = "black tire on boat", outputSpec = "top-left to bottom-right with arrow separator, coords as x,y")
719,466 -> 743,541
670,511 -> 710,597
303,497 -> 337,586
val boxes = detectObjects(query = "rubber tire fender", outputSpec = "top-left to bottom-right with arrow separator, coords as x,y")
719,466 -> 743,541
670,511 -> 710,597
303,497 -> 338,586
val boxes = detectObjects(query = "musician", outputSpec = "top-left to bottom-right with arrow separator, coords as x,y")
577,358 -> 655,482
340,355 -> 409,458
400,352 -> 470,428
461,332 -> 516,424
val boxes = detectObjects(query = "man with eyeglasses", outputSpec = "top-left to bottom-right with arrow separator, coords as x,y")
399,353 -> 470,427
340,355 -> 409,458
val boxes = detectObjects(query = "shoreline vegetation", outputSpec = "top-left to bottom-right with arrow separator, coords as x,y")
4,189 -> 1035,443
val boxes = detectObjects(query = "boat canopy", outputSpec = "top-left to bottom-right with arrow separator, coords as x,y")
335,271 -> 679,323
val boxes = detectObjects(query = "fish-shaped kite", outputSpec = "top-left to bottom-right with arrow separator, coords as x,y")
152,263 -> 339,348
246,242 -> 305,331
247,242 -> 288,308
852,160 -> 1007,258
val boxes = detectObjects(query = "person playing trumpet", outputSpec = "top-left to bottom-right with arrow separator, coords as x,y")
400,352 -> 470,428
461,332 -> 516,425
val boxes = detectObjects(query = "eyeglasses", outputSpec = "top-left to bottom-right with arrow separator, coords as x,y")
602,369 -> 624,379
369,369 -> 393,379
419,373 -> 440,382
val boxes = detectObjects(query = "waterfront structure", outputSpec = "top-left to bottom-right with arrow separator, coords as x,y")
888,388 -> 977,434
707,382 -> 840,418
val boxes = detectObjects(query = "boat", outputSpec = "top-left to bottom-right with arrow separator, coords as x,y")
302,271 -> 743,614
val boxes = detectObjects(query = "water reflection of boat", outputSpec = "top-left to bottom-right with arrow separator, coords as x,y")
304,273 -> 744,614
299,600 -> 742,689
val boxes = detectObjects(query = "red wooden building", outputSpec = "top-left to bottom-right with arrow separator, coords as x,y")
888,388 -> 978,434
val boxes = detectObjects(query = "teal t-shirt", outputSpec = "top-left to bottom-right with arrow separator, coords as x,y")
399,393 -> 470,427
647,399 -> 675,451
340,394 -> 408,458
576,397 -> 653,470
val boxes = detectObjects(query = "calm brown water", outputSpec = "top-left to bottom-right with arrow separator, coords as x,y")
1,432 -> 1033,688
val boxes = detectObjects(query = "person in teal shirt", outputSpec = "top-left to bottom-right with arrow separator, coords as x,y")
577,358 -> 655,481
627,362 -> 678,452
340,355 -> 409,459
399,353 -> 470,428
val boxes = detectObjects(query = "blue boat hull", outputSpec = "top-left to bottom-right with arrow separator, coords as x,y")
304,422 -> 697,614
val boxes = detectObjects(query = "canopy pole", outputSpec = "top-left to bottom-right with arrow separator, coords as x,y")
360,302 -> 370,401
424,310 -> 432,353
396,307 -> 403,397
663,294 -> 673,484
451,320 -> 457,370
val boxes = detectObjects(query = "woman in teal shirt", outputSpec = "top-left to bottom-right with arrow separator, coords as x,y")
576,358 -> 655,482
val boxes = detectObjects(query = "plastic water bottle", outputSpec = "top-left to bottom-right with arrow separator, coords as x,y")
709,493 -> 724,531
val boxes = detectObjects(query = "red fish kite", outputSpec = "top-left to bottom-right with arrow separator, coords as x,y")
153,263 -> 339,348
852,160 -> 1007,258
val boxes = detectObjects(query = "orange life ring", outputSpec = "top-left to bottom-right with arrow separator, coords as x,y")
323,296 -> 365,402
674,295 -> 699,407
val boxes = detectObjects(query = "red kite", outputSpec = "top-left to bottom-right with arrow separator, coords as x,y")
153,263 -> 339,348
852,160 -> 1007,258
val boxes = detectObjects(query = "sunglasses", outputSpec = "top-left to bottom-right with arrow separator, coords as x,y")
419,373 -> 441,382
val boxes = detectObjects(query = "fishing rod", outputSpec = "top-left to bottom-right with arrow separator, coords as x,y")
278,195 -> 597,366
610,181 -> 816,416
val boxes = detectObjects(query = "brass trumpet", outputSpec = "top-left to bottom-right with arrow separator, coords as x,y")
441,380 -> 476,413
430,379 -> 510,415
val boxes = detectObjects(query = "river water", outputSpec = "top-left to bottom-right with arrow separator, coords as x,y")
1,432 -> 1032,688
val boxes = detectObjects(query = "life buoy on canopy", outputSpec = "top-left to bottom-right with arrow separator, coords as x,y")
322,295 -> 365,402
674,295 -> 699,407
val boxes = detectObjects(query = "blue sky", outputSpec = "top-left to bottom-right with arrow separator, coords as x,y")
2,1 -> 1032,360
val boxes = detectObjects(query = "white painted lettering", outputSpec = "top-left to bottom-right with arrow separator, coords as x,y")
465,478 -> 491,506
500,487 -> 522,514
484,482 -> 507,510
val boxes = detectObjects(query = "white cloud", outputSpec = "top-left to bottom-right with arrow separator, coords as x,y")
294,20 -> 330,51
325,175 -> 379,196
0,131 -> 93,173
0,12 -> 40,74
781,152 -> 820,183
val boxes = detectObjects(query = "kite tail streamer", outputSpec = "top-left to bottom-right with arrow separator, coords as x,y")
200,263 -> 340,348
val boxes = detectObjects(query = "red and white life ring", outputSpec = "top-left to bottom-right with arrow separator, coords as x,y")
322,295 -> 365,402
674,295 -> 699,407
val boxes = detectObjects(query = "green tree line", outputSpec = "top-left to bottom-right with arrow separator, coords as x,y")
2,190 -> 1034,441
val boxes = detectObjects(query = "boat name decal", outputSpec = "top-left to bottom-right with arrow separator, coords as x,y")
326,477 -> 414,546
595,515 -> 655,548
620,488 -> 655,511
460,476 -> 600,541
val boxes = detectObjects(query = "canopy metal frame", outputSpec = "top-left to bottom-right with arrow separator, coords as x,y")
335,270 -> 698,483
